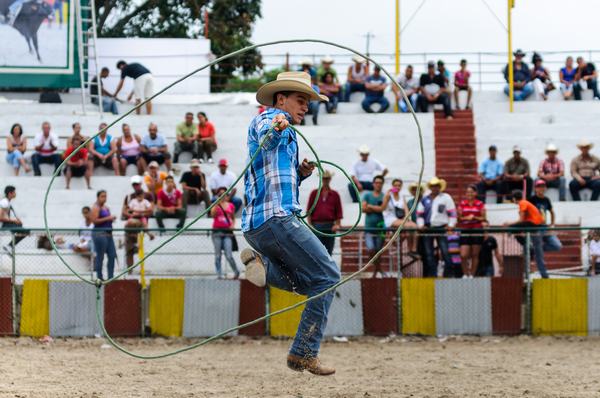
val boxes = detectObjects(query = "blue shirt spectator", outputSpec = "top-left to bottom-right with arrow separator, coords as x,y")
476,145 -> 503,204
479,158 -> 503,179
362,66 -> 390,113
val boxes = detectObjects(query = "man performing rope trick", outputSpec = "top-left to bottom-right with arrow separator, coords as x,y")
240,71 -> 340,376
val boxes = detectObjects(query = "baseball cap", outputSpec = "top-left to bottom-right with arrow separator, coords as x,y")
148,161 -> 159,168
218,158 -> 228,167
190,159 -> 201,168
512,145 -> 521,153
535,179 -> 547,187
489,145 -> 498,151
130,175 -> 143,185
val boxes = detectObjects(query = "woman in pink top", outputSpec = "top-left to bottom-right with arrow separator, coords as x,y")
210,187 -> 239,279
454,59 -> 472,110
117,123 -> 144,175
197,112 -> 217,164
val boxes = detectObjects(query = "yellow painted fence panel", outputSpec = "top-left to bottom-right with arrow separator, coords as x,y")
401,278 -> 436,335
149,279 -> 185,337
532,279 -> 588,336
20,280 -> 49,337
269,287 -> 306,337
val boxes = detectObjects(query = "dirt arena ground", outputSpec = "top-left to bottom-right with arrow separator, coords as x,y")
1,335 -> 600,397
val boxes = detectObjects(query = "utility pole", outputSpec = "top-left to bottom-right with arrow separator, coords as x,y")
508,0 -> 515,112
363,32 -> 375,59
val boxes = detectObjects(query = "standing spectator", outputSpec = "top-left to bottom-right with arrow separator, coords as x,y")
348,145 -> 388,203
306,170 -> 343,255
528,180 -> 563,252
530,53 -> 555,101
559,56 -> 577,100
197,112 -> 217,164
140,123 -> 172,171
417,61 -> 453,119
0,186 -> 29,257
116,123 -> 144,176
569,140 -> 600,201
90,190 -> 117,281
503,49 -> 533,101
114,60 -> 154,114
88,122 -> 119,176
6,123 -> 30,175
574,56 -> 600,100
457,185 -> 486,278
67,122 -> 87,148
477,228 -> 503,277
344,55 -> 368,102
454,59 -> 472,110
180,159 -> 211,210
407,182 -> 426,258
477,145 -> 504,203
210,187 -> 240,279
361,66 -> 390,113
298,58 -> 317,78
537,143 -> 566,201
362,175 -> 386,278
392,65 -> 419,113
318,72 -> 340,113
503,145 -> 533,200
32,121 -> 61,176
121,175 -> 155,269
63,135 -> 91,189
505,190 -> 552,279
143,161 -> 168,200
416,177 -> 457,278
209,159 -> 242,212
90,67 -> 119,114
155,175 -> 186,232
174,112 -> 198,163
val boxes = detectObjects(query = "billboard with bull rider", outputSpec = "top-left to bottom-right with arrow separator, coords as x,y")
0,0 -> 74,74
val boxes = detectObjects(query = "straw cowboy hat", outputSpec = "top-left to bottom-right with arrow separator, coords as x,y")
256,72 -> 328,106
322,170 -> 334,179
577,139 -> 594,149
358,145 -> 370,155
408,182 -> 426,193
321,55 -> 335,64
427,177 -> 447,191
352,55 -> 366,64
299,58 -> 313,66
545,143 -> 559,153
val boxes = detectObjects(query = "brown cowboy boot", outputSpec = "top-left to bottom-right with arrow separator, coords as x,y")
240,248 -> 266,287
287,354 -> 336,376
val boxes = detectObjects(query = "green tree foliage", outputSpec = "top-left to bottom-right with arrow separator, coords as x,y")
95,0 -> 262,92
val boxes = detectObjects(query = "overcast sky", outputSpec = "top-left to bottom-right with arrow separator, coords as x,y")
252,0 -> 600,63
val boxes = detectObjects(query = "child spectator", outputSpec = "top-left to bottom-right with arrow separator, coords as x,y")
6,123 -> 30,175
127,190 -> 155,240
559,56 -> 577,100
63,135 -> 91,189
197,112 -> 217,164
477,228 -> 503,277
454,59 -> 472,110
318,72 -> 340,113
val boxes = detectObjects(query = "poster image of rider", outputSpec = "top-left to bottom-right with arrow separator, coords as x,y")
0,0 -> 73,69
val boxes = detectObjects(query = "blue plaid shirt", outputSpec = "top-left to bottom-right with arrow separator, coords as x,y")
241,108 -> 309,232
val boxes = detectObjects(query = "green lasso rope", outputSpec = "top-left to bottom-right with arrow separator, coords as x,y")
43,39 -> 425,359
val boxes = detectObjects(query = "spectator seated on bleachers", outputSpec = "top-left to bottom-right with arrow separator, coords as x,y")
530,53 -> 555,101
318,72 -> 340,114
143,161 -> 167,201
454,59 -> 472,110
574,56 -> 600,100
6,123 -> 30,175
348,145 -> 388,203
503,145 -> 533,201
569,139 -> 600,201
476,145 -> 503,204
301,75 -> 320,126
116,123 -> 144,176
559,56 -> 577,100
174,112 -> 198,163
297,58 -> 317,79
155,175 -> 186,232
67,122 -> 87,149
537,143 -> 566,201
121,175 -> 155,268
417,61 -> 452,119
503,49 -> 533,101
127,189 -> 155,240
437,60 -> 450,85
180,159 -> 211,210
344,55 -> 368,102
317,55 -> 341,101
361,66 -> 390,114
196,112 -> 217,164
140,122 -> 172,171
90,67 -> 119,115
209,158 -> 242,212
32,121 -> 62,176
392,65 -> 419,113
88,122 -> 119,176
63,135 -> 91,190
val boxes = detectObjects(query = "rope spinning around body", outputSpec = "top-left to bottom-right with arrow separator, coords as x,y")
43,39 -> 425,359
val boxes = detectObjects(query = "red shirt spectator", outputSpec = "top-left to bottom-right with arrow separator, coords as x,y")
307,188 -> 343,224
157,187 -> 182,208
457,199 -> 485,229
519,199 -> 544,225
63,146 -> 88,162
198,120 -> 217,145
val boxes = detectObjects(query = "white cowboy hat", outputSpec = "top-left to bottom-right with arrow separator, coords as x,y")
358,145 -> 370,155
577,139 -> 594,149
299,58 -> 313,66
321,55 -> 335,64
427,177 -> 447,192
545,143 -> 559,153
352,55 -> 366,64
256,72 -> 328,106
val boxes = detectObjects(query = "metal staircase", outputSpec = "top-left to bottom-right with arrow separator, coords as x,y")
75,0 -> 102,115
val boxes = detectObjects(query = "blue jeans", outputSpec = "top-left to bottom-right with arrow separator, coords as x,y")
365,232 -> 384,251
31,153 -> 61,176
307,101 -> 319,124
422,227 -> 452,277
92,231 -> 116,280
348,180 -> 374,203
362,95 -> 390,113
6,150 -> 24,170
543,177 -> 567,201
569,177 -> 600,201
515,226 -> 562,279
102,97 -> 119,114
398,93 -> 418,112
212,231 -> 239,278
503,83 -> 534,101
244,215 -> 340,358
344,82 -> 365,102
325,94 -> 338,113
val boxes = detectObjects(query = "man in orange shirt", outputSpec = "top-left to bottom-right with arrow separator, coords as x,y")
506,190 -> 558,278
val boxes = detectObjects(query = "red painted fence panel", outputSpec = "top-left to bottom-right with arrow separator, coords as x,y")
491,277 -> 522,335
0,278 -> 12,335
361,278 -> 398,336
104,280 -> 141,336
239,280 -> 266,336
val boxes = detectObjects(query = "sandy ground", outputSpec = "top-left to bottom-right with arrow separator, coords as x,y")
1,336 -> 600,397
